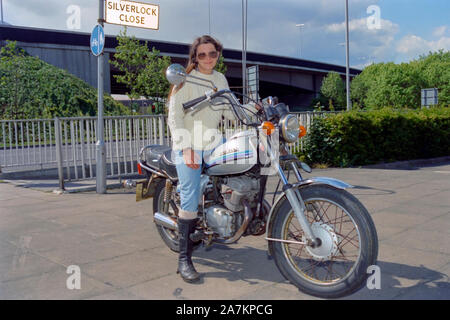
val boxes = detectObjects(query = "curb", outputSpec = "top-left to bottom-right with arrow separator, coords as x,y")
361,156 -> 450,170
2,179 -> 129,194
54,182 -> 125,194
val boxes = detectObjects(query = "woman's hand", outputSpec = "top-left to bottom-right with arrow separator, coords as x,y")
183,148 -> 201,170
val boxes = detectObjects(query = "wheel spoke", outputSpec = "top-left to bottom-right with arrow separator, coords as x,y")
282,197 -> 362,286
336,228 -> 359,249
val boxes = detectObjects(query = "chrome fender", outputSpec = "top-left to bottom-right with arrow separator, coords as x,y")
265,177 -> 353,255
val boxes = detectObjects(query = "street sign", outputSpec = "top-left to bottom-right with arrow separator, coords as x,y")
90,24 -> 105,56
105,0 -> 159,30
421,88 -> 438,107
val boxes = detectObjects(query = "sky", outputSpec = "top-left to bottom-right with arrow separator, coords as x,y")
2,0 -> 450,69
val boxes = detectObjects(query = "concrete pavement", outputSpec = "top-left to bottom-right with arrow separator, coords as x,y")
0,162 -> 449,300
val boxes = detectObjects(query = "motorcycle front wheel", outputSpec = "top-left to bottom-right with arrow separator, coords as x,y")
269,184 -> 378,299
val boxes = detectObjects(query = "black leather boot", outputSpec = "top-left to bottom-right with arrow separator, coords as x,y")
177,218 -> 200,283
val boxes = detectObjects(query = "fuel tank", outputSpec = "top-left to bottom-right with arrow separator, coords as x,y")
204,130 -> 258,175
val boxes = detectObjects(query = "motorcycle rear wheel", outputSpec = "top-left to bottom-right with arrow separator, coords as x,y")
269,184 -> 378,298
153,179 -> 180,252
153,179 -> 202,253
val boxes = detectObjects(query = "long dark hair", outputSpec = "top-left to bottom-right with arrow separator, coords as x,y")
167,35 -> 223,100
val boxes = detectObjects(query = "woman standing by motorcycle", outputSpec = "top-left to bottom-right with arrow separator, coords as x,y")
167,35 -> 260,283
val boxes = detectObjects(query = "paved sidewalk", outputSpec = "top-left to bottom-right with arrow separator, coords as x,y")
0,163 -> 449,300
0,178 -> 125,194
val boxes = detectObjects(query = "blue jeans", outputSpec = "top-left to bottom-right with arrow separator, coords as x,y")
174,149 -> 209,213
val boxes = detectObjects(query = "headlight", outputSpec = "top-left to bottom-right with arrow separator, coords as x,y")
280,114 -> 300,143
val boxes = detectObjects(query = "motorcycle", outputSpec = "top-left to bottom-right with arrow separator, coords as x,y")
131,64 -> 378,298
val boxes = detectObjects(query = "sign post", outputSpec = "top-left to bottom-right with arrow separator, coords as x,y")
92,0 -> 159,194
94,1 -> 106,193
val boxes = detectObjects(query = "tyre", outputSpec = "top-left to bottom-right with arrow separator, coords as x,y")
153,179 -> 202,252
153,179 -> 180,252
269,184 -> 378,298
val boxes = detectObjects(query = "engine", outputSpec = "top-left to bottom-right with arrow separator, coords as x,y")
204,205 -> 242,238
221,176 -> 259,212
204,176 -> 259,238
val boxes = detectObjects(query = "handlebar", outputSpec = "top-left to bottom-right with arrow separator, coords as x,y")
182,95 -> 208,109
182,89 -> 260,126
182,89 -> 229,110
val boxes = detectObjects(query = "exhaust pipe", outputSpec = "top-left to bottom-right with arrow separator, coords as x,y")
154,212 -> 178,231
123,179 -> 136,189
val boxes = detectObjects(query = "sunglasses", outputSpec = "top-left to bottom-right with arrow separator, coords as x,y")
197,51 -> 219,60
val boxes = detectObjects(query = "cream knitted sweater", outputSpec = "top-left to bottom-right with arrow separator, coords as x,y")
167,69 -> 257,151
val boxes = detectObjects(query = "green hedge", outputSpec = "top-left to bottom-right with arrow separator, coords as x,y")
301,107 -> 450,167
1,41 -> 131,120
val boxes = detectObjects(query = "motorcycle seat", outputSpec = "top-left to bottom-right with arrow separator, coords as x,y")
160,150 -> 178,180
143,144 -> 171,168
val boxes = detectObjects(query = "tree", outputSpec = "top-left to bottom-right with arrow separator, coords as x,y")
215,55 -> 227,74
417,50 -> 450,106
110,28 -> 171,112
0,41 -> 129,120
350,50 -> 450,109
320,71 -> 346,110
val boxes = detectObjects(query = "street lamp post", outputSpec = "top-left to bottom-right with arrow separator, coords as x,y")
295,23 -> 304,58
208,0 -> 211,35
1,0 -> 4,24
242,0 -> 248,102
345,0 -> 351,111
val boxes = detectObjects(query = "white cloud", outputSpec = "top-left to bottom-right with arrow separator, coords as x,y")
322,17 -> 399,67
432,26 -> 449,38
325,17 -> 398,34
396,34 -> 450,60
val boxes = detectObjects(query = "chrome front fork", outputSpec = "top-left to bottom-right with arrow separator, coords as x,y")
269,143 -> 321,248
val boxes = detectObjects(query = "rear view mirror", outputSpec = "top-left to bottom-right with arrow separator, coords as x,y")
166,64 -> 187,86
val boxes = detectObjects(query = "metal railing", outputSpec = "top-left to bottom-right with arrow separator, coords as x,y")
0,112 -> 338,182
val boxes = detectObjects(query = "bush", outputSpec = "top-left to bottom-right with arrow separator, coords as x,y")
0,41 -> 131,120
301,107 -> 450,167
350,50 -> 450,109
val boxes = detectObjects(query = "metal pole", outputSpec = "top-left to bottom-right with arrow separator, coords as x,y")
208,0 -> 211,35
295,24 -> 304,58
345,0 -> 351,111
299,27 -> 302,58
242,0 -> 247,103
1,0 -> 4,24
96,0 -> 106,193
55,117 -> 65,191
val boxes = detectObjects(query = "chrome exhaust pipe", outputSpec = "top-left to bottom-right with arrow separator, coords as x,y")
123,179 -> 137,189
154,212 -> 178,231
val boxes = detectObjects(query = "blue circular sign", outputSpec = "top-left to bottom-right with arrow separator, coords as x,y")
90,24 -> 105,56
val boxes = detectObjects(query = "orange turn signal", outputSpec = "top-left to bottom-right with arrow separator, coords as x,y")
299,125 -> 307,138
261,121 -> 275,136
137,163 -> 143,175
